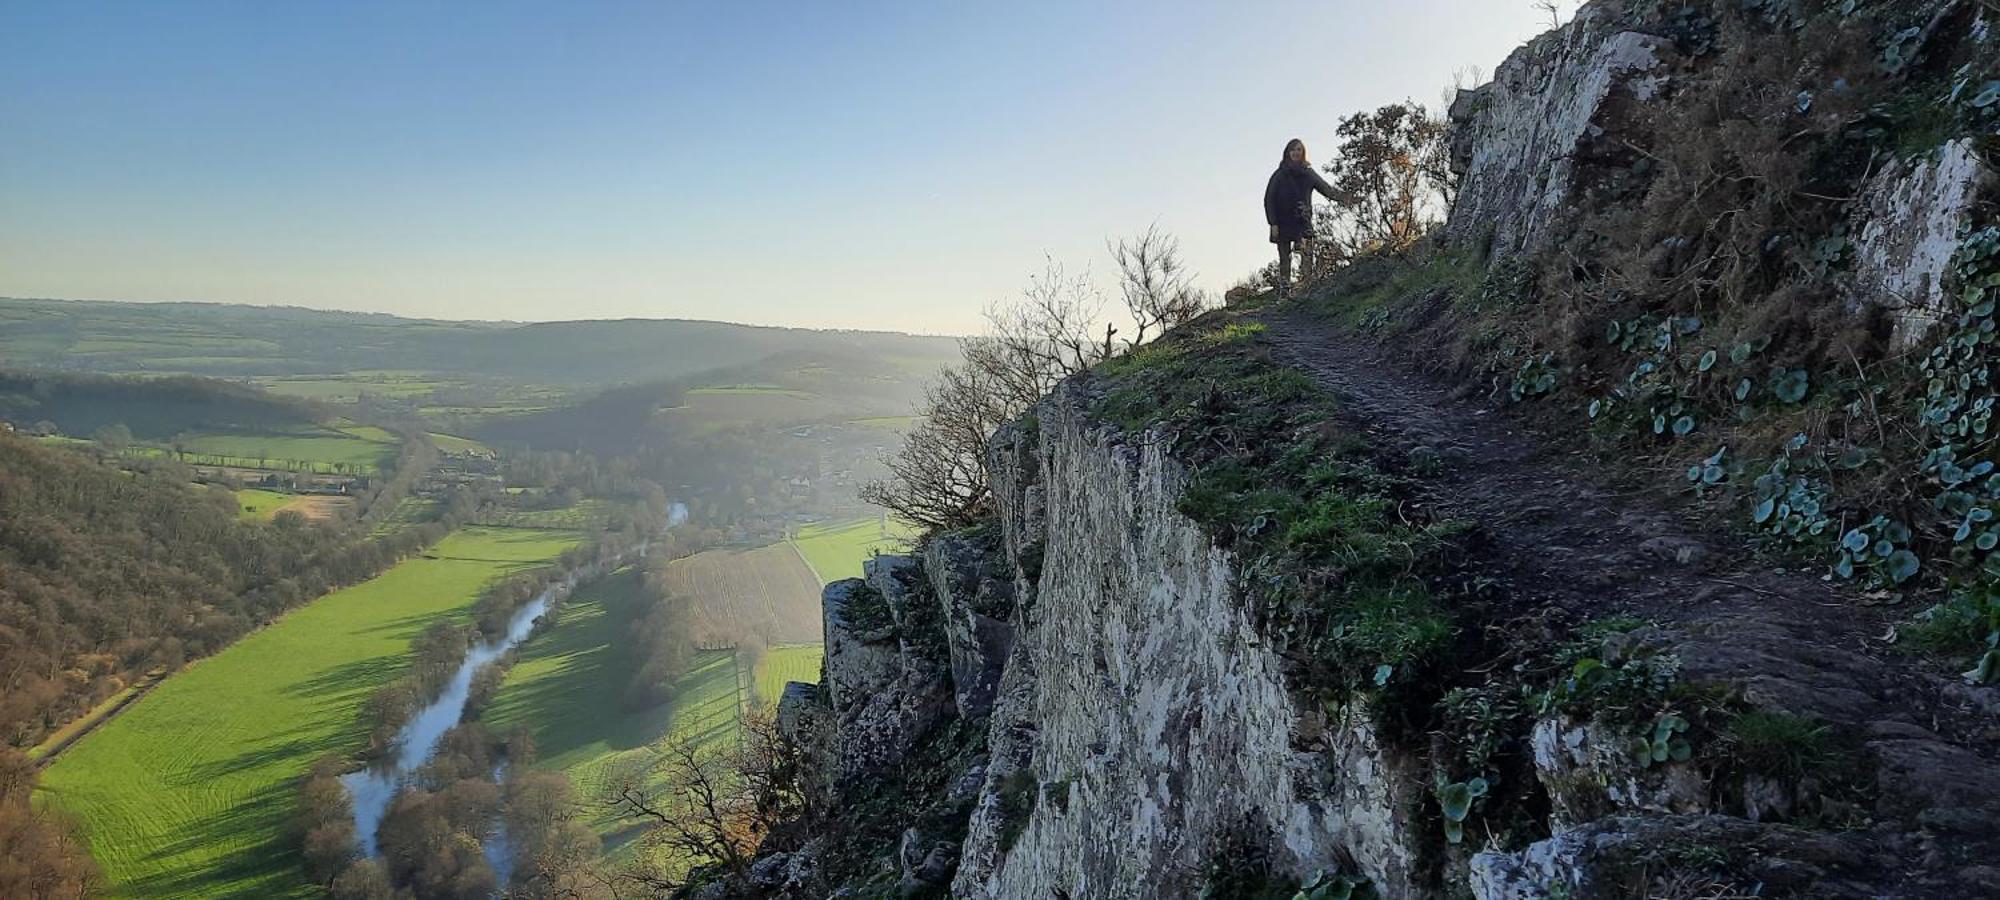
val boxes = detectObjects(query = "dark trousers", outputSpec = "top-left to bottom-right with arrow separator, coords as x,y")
1276,240 -> 1311,293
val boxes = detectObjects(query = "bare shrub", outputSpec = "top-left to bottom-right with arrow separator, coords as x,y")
866,232 -> 1210,529
1110,225 -> 1210,348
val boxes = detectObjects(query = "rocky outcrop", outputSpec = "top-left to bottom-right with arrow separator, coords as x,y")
811,559 -> 955,801
923,527 -> 1016,720
950,387 -> 1427,899
1851,139 -> 1997,349
1446,6 -> 1674,258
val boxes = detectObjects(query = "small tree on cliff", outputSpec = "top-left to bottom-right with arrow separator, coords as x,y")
1311,101 -> 1455,266
864,234 -> 1208,530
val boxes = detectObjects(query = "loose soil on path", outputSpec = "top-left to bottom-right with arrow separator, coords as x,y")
1257,307 -> 2000,895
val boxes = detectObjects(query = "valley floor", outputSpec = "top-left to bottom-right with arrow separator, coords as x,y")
35,527 -> 582,899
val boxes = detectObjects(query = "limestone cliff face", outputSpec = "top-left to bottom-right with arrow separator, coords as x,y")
948,388 -> 1425,898
781,385 -> 1432,899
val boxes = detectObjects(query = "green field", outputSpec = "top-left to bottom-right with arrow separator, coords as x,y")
370,496 -> 441,537
476,498 -> 611,530
426,432 -> 491,454
752,644 -> 824,709
686,384 -> 814,399
167,426 -> 397,473
257,377 -> 445,402
788,516 -> 920,584
37,527 -> 583,899
232,488 -> 294,520
484,570 -> 743,854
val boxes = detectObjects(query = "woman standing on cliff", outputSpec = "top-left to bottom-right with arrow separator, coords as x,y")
1264,138 -> 1338,296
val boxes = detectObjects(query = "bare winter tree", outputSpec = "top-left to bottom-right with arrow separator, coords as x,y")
865,230 -> 1209,529
863,258 -> 1112,530
980,257 -> 1109,381
1535,0 -> 1571,29
1109,225 -> 1210,349
608,712 -> 800,894
610,734 -> 756,889
858,360 -> 1014,529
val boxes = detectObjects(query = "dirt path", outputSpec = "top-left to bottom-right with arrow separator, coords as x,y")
1259,308 -> 2000,890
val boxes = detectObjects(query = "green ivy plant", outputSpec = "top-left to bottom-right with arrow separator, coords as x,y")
1633,713 -> 1693,767
1293,870 -> 1373,900
1835,516 -> 1919,584
1751,433 -> 1833,541
1435,775 -> 1490,845
1509,351 -> 1559,402
1686,446 -> 1730,495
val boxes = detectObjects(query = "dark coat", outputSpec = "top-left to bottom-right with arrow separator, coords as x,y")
1265,159 -> 1336,243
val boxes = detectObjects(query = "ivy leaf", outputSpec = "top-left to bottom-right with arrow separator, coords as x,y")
1373,664 -> 1393,686
1754,497 -> 1777,523
1887,550 -> 1921,584
1967,649 -> 2000,685
1439,783 -> 1476,822
1841,529 -> 1870,553
1974,81 -> 2000,109
1698,349 -> 1718,372
1673,416 -> 1697,436
1772,369 -> 1810,404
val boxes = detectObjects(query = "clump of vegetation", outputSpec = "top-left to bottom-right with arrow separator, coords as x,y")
1090,310 -> 1469,722
1200,815 -> 1375,900
994,769 -> 1040,855
1902,586 -> 2000,683
1722,711 -> 1837,781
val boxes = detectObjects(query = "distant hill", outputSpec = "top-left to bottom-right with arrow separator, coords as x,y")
476,347 -> 933,455
0,297 -> 962,384
0,371 -> 325,440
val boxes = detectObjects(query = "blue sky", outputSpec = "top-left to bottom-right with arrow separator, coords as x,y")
1,1 -> 1557,334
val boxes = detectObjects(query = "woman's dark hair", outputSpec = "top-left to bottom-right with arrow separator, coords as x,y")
1283,138 -> 1307,164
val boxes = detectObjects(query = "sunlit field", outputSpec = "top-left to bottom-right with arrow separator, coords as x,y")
37,527 -> 582,899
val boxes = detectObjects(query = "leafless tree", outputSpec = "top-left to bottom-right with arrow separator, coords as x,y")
865,232 -> 1209,529
859,360 -> 1012,529
1109,225 -> 1209,349
863,258 -> 1111,529
1535,0 -> 1567,28
610,734 -> 756,889
981,257 -> 1109,381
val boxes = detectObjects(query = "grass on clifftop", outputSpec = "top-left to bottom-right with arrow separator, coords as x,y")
1088,309 -> 1469,721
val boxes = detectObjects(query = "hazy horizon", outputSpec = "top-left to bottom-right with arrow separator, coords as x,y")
3,1 -> 1559,334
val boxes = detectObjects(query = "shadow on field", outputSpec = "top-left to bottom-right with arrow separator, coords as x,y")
282,654 -> 405,700
183,732 -> 345,784
126,781 -> 302,898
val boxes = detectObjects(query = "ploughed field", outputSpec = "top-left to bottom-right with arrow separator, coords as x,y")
660,542 -> 828,645
35,527 -> 583,899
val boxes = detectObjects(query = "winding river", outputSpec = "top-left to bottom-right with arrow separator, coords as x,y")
340,587 -> 556,856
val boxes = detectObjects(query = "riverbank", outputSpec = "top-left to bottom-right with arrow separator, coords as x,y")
35,527 -> 583,899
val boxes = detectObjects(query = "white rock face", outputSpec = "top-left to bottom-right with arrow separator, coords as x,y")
950,386 -> 1424,900
1446,7 -> 1671,258
1850,139 -> 1996,350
